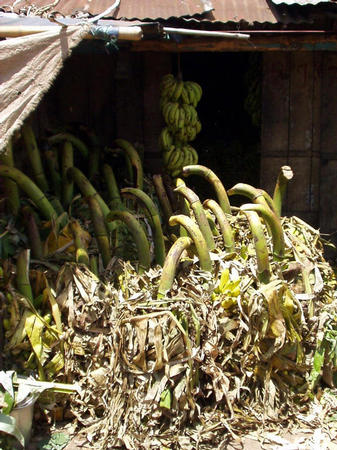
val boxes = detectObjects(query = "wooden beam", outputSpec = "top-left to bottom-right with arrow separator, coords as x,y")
130,34 -> 337,52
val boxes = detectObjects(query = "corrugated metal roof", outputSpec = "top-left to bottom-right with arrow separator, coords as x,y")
0,0 -> 279,24
272,0 -> 334,4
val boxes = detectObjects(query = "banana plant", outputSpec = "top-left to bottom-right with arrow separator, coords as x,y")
241,210 -> 271,283
182,165 -> 231,214
0,139 -> 20,216
0,165 -> 57,221
115,138 -> 143,190
121,187 -> 166,267
228,183 -> 276,213
107,210 -> 150,273
174,180 -> 215,251
16,249 -> 34,301
240,203 -> 285,260
22,207 -> 43,260
273,166 -> 293,217
168,215 -> 212,272
47,132 -> 89,159
152,174 -> 173,226
203,199 -> 235,252
70,219 -> 90,267
103,164 -> 123,210
157,237 -> 193,298
87,197 -> 111,268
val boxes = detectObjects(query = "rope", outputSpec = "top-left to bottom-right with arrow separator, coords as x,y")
89,25 -> 119,52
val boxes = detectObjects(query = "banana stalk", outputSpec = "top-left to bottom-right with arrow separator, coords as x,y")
121,188 -> 166,267
182,165 -> 231,214
240,203 -> 285,260
70,220 -> 89,267
90,255 -> 99,277
108,148 -> 134,186
242,210 -> 271,283
175,182 -> 215,251
45,150 -> 62,199
175,178 -> 190,238
0,139 -> 20,215
203,199 -> 234,252
0,165 -> 57,220
23,207 -> 43,259
205,210 -> 220,236
157,237 -> 193,298
115,139 -> 143,190
107,210 -> 150,273
152,174 -> 173,225
168,215 -> 212,272
16,249 -> 33,301
61,141 -> 74,209
87,197 -> 111,268
67,167 -> 116,232
273,166 -> 293,217
49,196 -> 65,216
228,183 -> 271,210
22,122 -> 49,192
103,164 -> 122,209
47,133 -> 89,158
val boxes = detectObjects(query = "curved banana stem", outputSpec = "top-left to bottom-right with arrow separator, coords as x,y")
228,183 -> 271,209
121,187 -> 166,267
87,197 -> 111,268
103,164 -> 122,210
67,167 -> 116,231
0,139 -> 20,215
157,237 -> 193,298
70,219 -> 89,266
153,174 -> 173,225
90,255 -> 99,277
47,133 -> 89,158
205,210 -> 220,236
242,211 -> 271,283
175,178 -> 190,238
22,122 -> 49,192
203,199 -> 234,252
175,182 -> 215,251
182,165 -> 231,214
108,148 -> 134,185
257,189 -> 278,216
240,203 -> 285,260
115,139 -> 143,190
61,141 -> 74,209
45,150 -> 62,199
0,165 -> 56,220
16,249 -> 33,301
168,215 -> 212,272
273,165 -> 293,217
107,210 -> 151,273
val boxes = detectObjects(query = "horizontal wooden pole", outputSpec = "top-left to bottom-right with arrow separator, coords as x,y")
0,25 -> 143,40
129,33 -> 337,52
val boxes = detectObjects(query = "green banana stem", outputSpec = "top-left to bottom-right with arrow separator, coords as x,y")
45,150 -> 62,199
70,220 -> 89,267
0,140 -> 20,215
257,189 -> 278,215
168,215 -> 212,272
182,165 -> 231,214
153,174 -> 173,225
87,197 -> 111,268
107,210 -> 150,273
175,182 -> 215,251
103,164 -> 122,209
273,166 -> 294,217
49,196 -> 65,216
242,210 -> 271,283
67,167 -> 116,232
108,148 -> 134,186
205,210 -> 220,236
22,122 -> 49,192
62,141 -> 74,209
240,203 -> 285,260
16,249 -> 33,301
121,187 -> 166,267
157,237 -> 193,298
115,139 -> 143,190
203,199 -> 234,252
227,183 -> 270,210
47,133 -> 89,158
0,165 -> 57,221
23,207 -> 44,259
175,178 -> 189,238
90,255 -> 99,277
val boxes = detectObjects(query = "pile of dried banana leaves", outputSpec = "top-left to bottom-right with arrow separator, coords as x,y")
54,215 -> 337,449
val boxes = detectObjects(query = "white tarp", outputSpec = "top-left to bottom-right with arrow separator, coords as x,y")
0,25 -> 88,153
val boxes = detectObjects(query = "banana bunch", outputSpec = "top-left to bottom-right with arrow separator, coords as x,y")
159,74 -> 203,177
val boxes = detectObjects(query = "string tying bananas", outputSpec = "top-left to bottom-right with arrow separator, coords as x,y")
159,74 -> 202,177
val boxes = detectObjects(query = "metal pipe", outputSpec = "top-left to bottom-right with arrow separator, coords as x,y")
163,27 -> 250,40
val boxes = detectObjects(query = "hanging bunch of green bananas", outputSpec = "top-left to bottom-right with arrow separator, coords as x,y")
159,74 -> 202,177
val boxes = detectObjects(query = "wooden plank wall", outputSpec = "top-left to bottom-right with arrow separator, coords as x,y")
261,51 -> 337,239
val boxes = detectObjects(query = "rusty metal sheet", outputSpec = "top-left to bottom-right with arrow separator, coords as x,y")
0,0 -> 281,24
